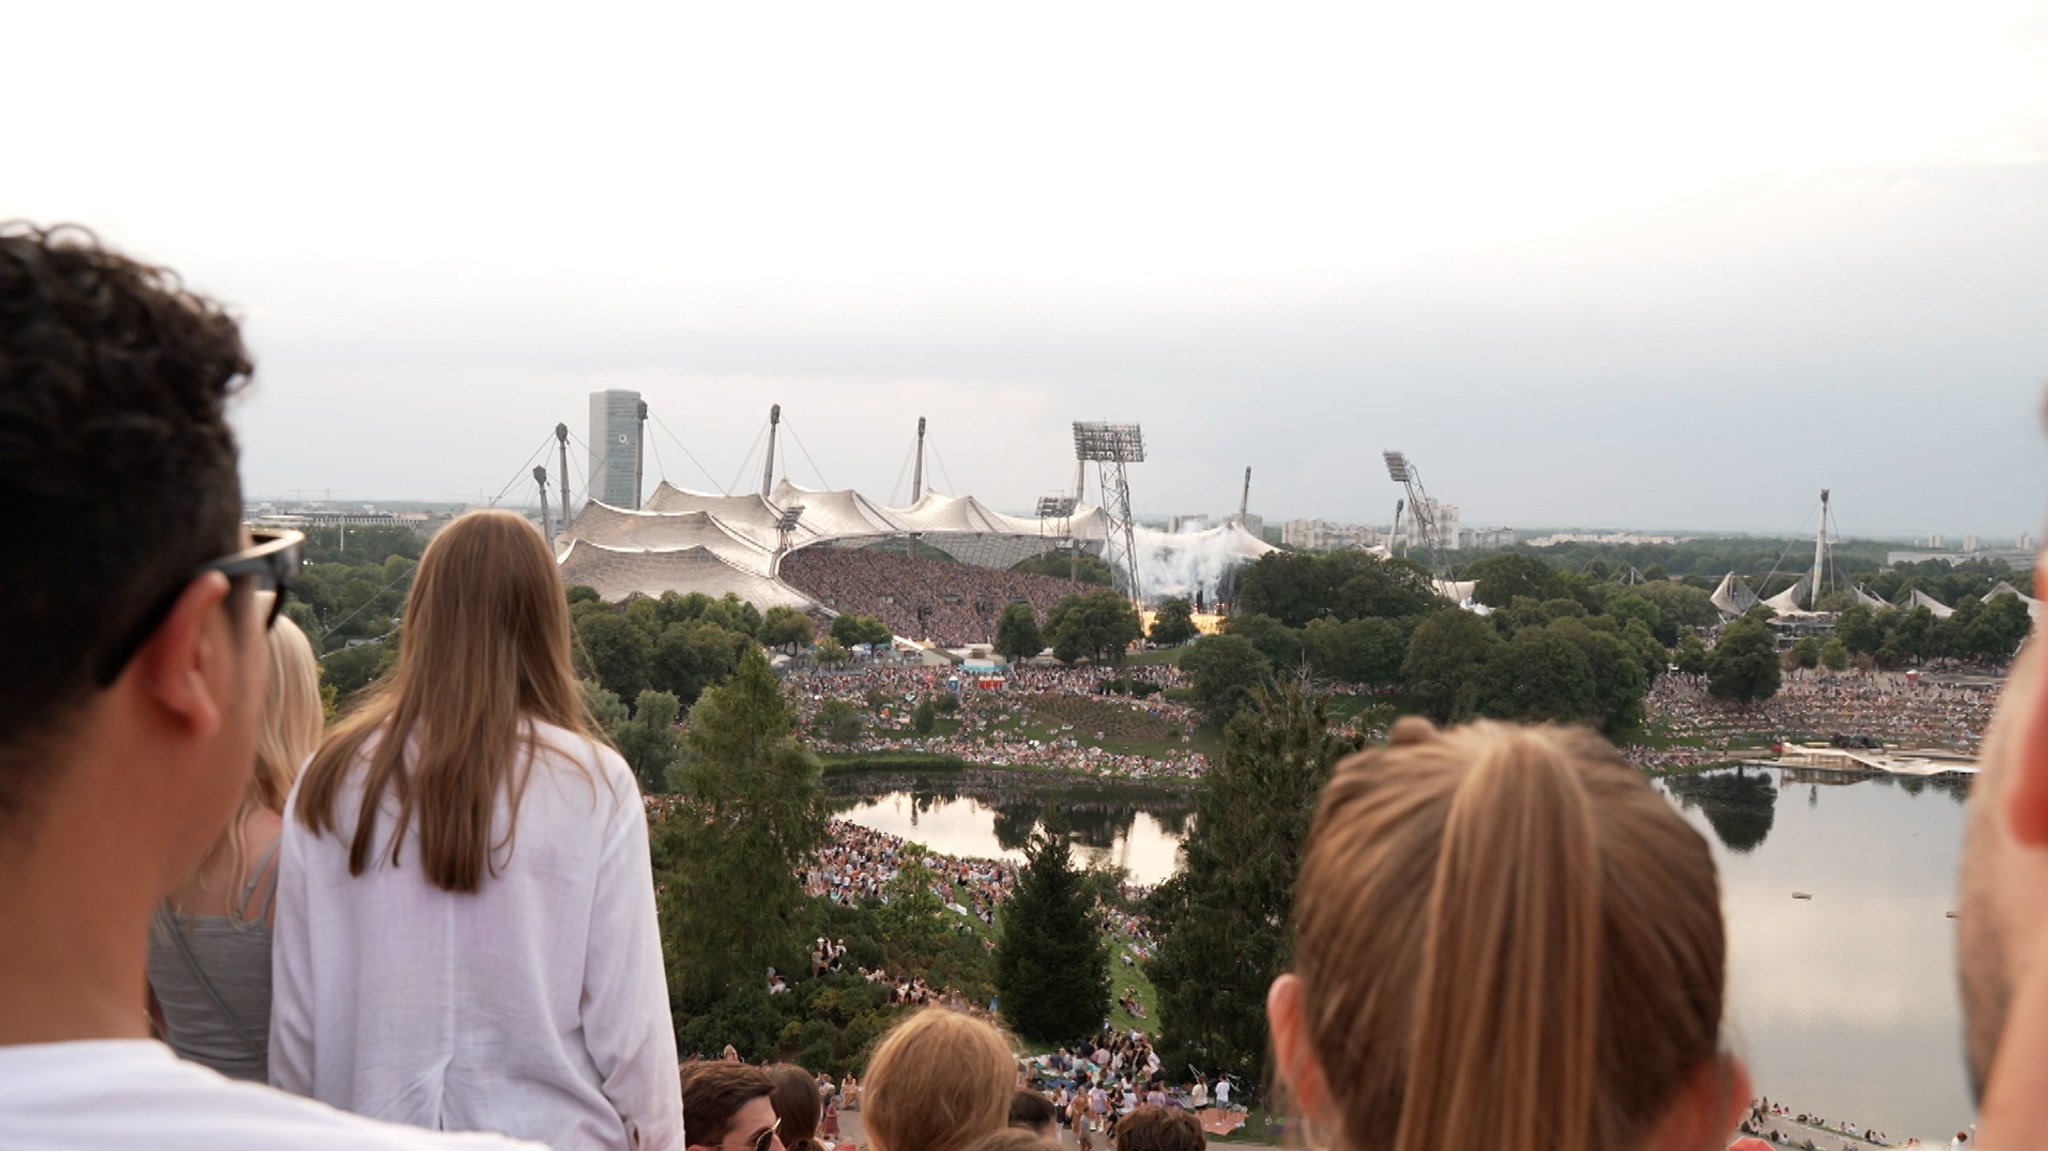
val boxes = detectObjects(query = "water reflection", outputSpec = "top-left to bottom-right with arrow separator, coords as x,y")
1656,766 -> 1974,1140
828,772 -> 1196,885
1665,768 -> 1778,853
832,764 -> 1977,1139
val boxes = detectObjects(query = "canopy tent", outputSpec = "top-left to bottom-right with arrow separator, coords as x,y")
1762,574 -> 1823,618
1986,580 -> 2046,622
1909,588 -> 1957,620
556,539 -> 820,612
559,501 -> 779,576
1710,572 -> 1760,617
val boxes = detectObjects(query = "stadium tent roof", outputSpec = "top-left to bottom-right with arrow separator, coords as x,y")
641,483 -> 805,551
1762,575 -> 1822,617
891,491 -> 1047,536
558,477 -> 1276,611
559,501 -> 778,576
1710,572 -> 1760,617
1853,584 -> 1891,610
556,539 -> 819,611
1909,588 -> 1957,619
772,480 -> 906,539
1987,580 -> 2046,621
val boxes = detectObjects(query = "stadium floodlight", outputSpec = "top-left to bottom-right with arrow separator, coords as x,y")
776,505 -> 806,532
1383,451 -> 1411,483
1073,422 -> 1146,464
1036,495 -> 1078,518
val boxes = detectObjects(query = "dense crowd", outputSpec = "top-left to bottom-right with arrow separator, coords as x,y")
787,666 -> 1212,781
1645,671 -> 2000,756
780,548 -> 1084,647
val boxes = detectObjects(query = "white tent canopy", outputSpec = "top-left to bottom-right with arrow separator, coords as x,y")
1710,572 -> 1760,617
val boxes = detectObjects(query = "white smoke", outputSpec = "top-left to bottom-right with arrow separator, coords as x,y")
1133,524 -> 1258,606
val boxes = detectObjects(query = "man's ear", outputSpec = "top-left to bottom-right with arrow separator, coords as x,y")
134,572 -> 234,739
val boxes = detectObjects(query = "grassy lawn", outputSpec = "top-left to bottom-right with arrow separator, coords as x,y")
1105,937 -> 1158,1034
1122,648 -> 1187,668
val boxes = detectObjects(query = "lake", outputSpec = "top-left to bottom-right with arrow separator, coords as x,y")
834,764 -> 1976,1140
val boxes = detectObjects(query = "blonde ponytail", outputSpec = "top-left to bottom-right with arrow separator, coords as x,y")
1288,721 -> 1723,1151
1395,731 -> 1600,1151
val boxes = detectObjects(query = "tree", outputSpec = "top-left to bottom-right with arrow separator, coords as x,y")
911,697 -> 938,735
997,829 -> 1111,1044
995,601 -> 1046,663
876,845 -> 950,972
611,689 -> 684,794
1300,617 -> 1407,686
1477,627 -> 1598,726
576,610 -> 655,701
761,606 -> 815,653
1180,634 -> 1275,729
1707,617 -> 1782,705
1675,632 -> 1710,676
1149,598 -> 1198,646
1046,590 -> 1143,665
815,637 -> 851,666
830,613 -> 894,650
650,620 -> 745,707
1463,553 -> 1565,608
1147,684 -> 1364,1085
1222,612 -> 1304,669
656,646 -> 826,1013
1819,638 -> 1850,672
815,698 -> 864,744
1401,608 -> 1501,724
1792,635 -> 1822,670
1630,582 -> 1720,646
1833,605 -> 1885,656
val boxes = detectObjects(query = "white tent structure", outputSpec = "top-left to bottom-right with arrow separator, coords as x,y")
554,475 -> 1277,611
1762,575 -> 1824,618
1987,580 -> 2046,622
1710,572 -> 1761,617
1909,589 -> 1957,620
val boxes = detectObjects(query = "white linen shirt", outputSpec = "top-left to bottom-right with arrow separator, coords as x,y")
271,721 -> 682,1151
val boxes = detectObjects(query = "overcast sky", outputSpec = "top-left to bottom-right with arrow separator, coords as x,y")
10,3 -> 2048,537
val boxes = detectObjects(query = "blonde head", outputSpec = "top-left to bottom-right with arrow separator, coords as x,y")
864,1009 -> 1017,1151
1280,716 -> 1726,1151
172,615 -> 322,909
254,614 -> 323,813
296,510 -> 595,894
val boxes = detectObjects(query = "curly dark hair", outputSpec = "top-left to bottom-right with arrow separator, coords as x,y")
0,222 -> 250,821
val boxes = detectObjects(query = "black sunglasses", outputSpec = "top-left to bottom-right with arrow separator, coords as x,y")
93,529 -> 307,687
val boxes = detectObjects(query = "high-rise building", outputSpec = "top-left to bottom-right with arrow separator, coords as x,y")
587,390 -> 642,508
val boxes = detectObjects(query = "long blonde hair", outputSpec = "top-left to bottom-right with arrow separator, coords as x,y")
295,510 -> 596,894
1287,717 -> 1724,1151
864,1009 -> 1017,1151
171,615 -> 323,911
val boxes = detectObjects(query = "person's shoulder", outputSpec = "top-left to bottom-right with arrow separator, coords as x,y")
0,1041 -> 544,1150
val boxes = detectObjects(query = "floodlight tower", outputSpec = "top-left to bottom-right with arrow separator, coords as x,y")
1073,422 -> 1145,602
1383,450 -> 1444,577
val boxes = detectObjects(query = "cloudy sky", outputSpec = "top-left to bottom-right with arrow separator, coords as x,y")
10,3 -> 2048,537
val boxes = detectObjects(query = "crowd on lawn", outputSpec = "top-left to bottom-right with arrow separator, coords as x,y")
1644,671 -> 2001,757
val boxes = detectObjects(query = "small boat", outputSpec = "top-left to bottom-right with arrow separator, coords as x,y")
1792,892 -> 1813,900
